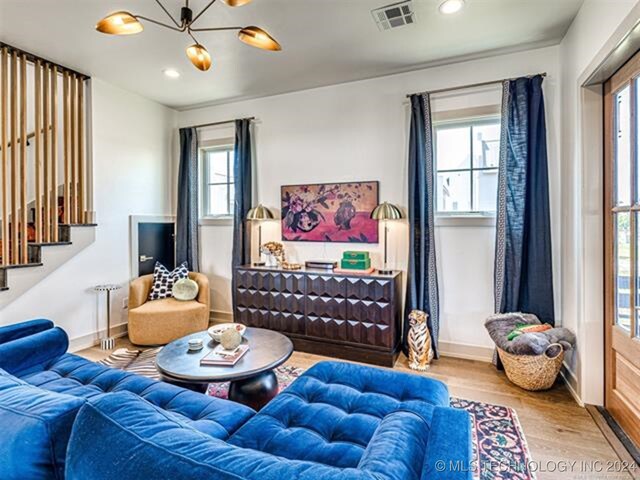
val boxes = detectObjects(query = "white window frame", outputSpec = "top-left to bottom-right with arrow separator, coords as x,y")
199,139 -> 235,226
433,115 -> 501,220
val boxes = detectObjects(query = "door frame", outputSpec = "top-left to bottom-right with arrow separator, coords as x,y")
603,52 -> 640,448
129,215 -> 176,279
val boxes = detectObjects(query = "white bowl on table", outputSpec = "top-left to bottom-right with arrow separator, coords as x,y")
207,323 -> 247,343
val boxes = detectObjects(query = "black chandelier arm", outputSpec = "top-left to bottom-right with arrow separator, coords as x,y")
187,30 -> 201,45
154,0 -> 182,28
135,15 -> 186,32
189,26 -> 242,32
190,0 -> 219,26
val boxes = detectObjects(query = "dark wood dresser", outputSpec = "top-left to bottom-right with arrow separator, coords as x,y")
233,266 -> 402,366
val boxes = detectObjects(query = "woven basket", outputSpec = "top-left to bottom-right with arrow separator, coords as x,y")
497,343 -> 564,391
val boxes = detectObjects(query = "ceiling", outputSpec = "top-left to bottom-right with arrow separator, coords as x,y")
0,0 -> 583,109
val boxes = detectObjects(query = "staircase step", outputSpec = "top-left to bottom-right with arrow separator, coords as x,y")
0,223 -> 97,303
1,262 -> 44,270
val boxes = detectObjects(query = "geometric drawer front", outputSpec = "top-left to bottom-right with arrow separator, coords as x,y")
346,299 -> 392,326
346,320 -> 392,347
306,275 -> 347,298
306,315 -> 347,342
346,277 -> 392,302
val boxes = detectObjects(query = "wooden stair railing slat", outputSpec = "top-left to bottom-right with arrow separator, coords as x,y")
20,53 -> 27,264
34,60 -> 42,244
50,66 -> 58,243
63,71 -> 69,225
1,48 -> 8,266
43,62 -> 50,244
70,74 -> 77,224
10,50 -> 18,264
77,76 -> 85,223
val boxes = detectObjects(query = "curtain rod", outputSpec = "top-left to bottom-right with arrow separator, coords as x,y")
405,72 -> 547,98
188,116 -> 256,130
0,42 -> 90,81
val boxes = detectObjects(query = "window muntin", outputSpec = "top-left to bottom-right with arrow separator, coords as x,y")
434,118 -> 500,215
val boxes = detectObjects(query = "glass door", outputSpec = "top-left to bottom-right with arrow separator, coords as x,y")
604,51 -> 640,448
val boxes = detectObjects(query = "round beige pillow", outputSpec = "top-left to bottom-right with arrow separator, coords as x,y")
172,278 -> 199,301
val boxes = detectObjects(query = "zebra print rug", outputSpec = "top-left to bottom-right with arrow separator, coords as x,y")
99,348 -> 535,480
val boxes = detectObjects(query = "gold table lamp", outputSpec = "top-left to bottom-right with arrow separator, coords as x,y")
246,204 -> 274,266
370,202 -> 403,275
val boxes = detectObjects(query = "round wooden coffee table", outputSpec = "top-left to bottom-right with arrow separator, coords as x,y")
156,327 -> 293,410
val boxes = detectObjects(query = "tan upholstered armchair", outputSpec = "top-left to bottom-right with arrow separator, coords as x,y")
128,272 -> 210,346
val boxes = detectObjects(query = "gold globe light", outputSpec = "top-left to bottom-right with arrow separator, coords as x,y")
223,0 -> 253,6
96,11 -> 143,35
186,44 -> 212,71
238,26 -> 281,51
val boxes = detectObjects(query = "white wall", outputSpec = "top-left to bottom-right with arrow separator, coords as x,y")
0,79 -> 176,347
559,0 -> 640,405
178,45 -> 561,358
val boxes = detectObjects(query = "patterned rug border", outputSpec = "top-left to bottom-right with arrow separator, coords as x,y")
99,348 -> 535,480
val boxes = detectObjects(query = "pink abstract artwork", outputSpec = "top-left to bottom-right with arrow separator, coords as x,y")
281,181 -> 379,243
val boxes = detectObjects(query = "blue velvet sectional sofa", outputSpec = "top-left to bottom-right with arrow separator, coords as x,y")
0,319 -> 473,480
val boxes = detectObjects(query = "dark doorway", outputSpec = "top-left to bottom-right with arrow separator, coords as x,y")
138,222 -> 175,275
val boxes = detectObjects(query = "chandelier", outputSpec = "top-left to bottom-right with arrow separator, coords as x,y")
96,0 -> 281,72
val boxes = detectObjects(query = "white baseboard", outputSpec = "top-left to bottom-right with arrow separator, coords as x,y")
438,340 -> 494,362
68,322 -> 128,353
560,362 -> 583,406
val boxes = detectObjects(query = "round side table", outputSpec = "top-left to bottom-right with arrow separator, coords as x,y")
94,284 -> 122,350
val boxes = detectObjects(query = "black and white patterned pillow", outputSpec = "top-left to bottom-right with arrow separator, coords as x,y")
148,262 -> 189,300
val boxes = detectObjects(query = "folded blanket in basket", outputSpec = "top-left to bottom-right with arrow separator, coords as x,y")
485,313 -> 576,356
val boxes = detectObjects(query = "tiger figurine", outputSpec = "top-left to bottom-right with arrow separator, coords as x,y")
407,309 -> 434,371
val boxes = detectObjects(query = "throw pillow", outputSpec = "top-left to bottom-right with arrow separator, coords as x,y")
172,278 -> 199,301
148,262 -> 189,301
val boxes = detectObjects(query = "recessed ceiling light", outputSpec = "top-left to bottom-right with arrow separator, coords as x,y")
439,0 -> 464,15
163,68 -> 180,78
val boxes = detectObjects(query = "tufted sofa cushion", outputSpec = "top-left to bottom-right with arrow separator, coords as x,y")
66,391 -> 446,480
229,361 -> 450,467
21,352 -> 255,439
0,368 -> 85,480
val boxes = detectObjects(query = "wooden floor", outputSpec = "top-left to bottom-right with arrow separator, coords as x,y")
79,337 -> 634,480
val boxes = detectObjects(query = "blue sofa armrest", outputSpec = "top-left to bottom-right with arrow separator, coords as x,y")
0,368 -> 85,480
0,326 -> 69,376
0,319 -> 54,344
358,410 -> 430,480
422,407 -> 474,480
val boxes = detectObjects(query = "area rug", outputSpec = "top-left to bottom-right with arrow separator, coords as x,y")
99,349 -> 535,480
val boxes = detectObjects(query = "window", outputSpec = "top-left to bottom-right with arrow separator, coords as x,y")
434,118 -> 501,214
201,145 -> 235,218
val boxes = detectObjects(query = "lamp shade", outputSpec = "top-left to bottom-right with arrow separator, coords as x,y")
186,44 -> 212,71
371,202 -> 403,220
96,11 -> 143,35
238,26 -> 282,51
246,204 -> 274,221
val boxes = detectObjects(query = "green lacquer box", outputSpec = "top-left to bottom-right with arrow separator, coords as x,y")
342,251 -> 370,261
340,258 -> 372,270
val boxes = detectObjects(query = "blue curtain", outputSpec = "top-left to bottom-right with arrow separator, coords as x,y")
232,119 -> 253,273
494,75 -> 555,327
404,94 -> 440,358
176,127 -> 199,271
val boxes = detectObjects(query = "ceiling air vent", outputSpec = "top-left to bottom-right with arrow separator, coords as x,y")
371,1 -> 416,31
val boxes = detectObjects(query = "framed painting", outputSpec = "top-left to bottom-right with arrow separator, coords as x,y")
281,181 -> 379,243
